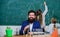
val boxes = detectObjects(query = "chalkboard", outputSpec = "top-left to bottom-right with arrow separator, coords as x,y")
0,0 -> 60,25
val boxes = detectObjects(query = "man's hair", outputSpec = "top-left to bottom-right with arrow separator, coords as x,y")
28,10 -> 36,16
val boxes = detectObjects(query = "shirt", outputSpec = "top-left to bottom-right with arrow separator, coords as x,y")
29,23 -> 33,32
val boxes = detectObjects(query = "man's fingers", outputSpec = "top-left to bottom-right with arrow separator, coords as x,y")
24,25 -> 30,32
28,32 -> 33,35
26,25 -> 29,28
24,25 -> 29,30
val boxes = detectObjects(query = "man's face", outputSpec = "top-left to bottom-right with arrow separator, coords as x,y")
28,12 -> 36,23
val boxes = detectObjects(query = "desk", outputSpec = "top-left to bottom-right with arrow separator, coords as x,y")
4,35 -> 60,37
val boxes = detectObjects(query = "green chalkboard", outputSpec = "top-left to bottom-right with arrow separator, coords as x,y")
0,0 -> 60,25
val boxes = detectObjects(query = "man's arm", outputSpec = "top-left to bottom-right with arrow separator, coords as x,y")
43,1 -> 48,16
19,21 -> 28,35
19,25 -> 24,35
23,25 -> 30,33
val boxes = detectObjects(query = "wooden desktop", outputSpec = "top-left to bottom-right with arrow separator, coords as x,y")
4,35 -> 60,37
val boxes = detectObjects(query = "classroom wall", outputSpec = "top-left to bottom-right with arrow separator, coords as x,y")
0,0 -> 60,25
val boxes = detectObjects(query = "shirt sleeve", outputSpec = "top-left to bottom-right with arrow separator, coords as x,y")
19,22 -> 25,35
19,21 -> 28,35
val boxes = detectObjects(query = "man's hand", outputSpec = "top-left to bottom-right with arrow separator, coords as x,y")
44,1 -> 46,6
28,32 -> 33,35
24,25 -> 30,32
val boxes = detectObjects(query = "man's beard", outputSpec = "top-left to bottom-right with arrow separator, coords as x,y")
28,18 -> 35,23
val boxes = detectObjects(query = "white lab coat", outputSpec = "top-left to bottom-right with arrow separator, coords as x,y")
48,23 -> 59,34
